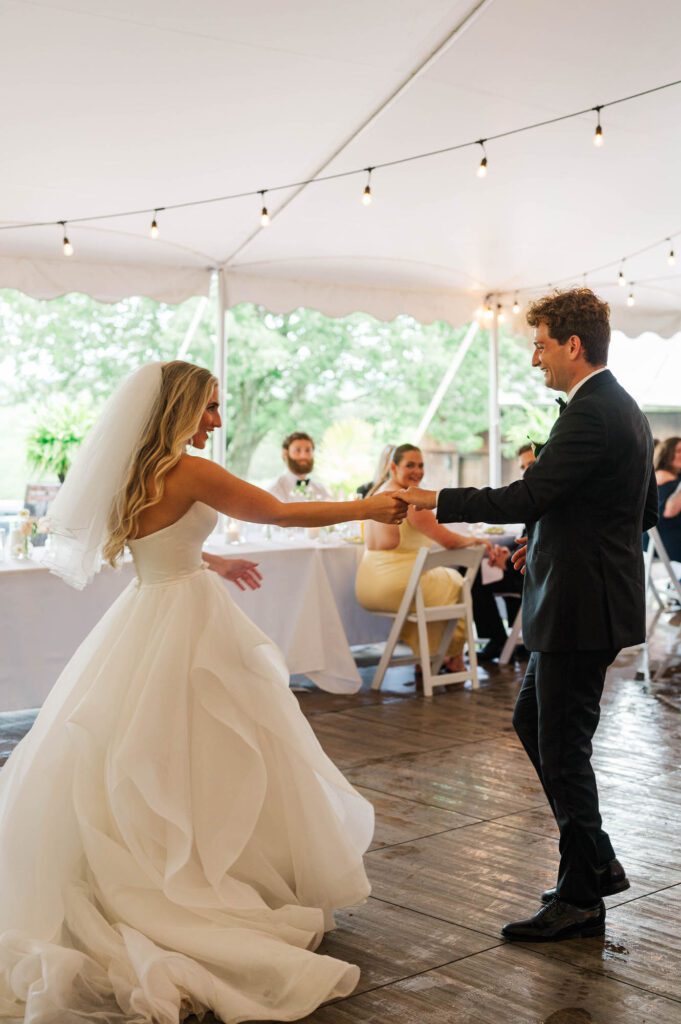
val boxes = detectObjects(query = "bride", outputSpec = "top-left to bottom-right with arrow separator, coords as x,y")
0,361 -> 406,1024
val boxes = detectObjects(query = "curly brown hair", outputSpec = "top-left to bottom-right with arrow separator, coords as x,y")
654,436 -> 681,474
526,288 -> 610,366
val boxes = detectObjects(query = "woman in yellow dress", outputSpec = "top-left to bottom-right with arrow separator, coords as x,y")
355,444 -> 490,672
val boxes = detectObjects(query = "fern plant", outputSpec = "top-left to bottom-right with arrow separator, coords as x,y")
26,398 -> 96,483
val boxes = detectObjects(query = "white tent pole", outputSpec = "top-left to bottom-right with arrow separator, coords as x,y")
220,0 -> 495,266
177,295 -> 208,359
488,303 -> 501,486
414,320 -> 479,444
213,268 -> 227,469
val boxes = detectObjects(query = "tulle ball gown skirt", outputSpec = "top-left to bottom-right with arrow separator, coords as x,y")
0,509 -> 373,1023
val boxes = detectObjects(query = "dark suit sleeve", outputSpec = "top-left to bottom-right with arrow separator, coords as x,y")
437,401 -> 607,524
642,465 -> 658,532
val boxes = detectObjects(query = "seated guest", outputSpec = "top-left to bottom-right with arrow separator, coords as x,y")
355,444 -> 491,674
517,442 -> 536,474
654,436 -> 681,566
472,443 -> 537,661
269,431 -> 331,501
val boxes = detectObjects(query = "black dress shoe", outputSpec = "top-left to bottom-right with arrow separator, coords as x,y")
541,857 -> 630,904
477,641 -> 503,662
502,897 -> 605,942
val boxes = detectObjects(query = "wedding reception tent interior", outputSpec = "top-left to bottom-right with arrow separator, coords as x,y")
3,0 -> 681,439
2,3 -> 681,1022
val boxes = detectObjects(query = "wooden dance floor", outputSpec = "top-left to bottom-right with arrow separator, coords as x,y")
1,612 -> 680,1024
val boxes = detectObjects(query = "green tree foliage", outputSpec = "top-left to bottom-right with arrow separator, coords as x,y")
0,288 -> 551,485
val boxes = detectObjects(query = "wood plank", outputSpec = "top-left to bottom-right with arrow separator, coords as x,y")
317,898 -> 500,996
346,739 -> 544,818
519,884 -> 681,1004
296,943 -> 681,1023
354,786 -> 480,850
308,711 -> 461,769
365,821 -> 559,937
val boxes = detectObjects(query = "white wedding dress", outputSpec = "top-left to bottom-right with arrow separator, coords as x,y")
0,502 -> 373,1023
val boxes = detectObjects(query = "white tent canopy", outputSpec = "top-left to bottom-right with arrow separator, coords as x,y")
2,0 -> 681,335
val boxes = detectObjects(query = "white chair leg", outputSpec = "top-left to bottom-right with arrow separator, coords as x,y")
416,593 -> 435,697
371,619 -> 403,691
500,606 -> 523,665
464,589 -> 479,689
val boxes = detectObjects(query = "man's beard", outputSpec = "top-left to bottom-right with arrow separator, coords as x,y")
287,457 -> 314,476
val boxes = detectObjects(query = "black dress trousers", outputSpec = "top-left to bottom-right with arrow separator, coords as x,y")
512,649 -> 618,906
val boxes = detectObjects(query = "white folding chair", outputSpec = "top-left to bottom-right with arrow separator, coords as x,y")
370,546 -> 484,697
498,600 -> 523,665
641,528 -> 681,681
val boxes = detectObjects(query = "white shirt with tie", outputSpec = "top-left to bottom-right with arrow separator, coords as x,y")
268,471 -> 331,502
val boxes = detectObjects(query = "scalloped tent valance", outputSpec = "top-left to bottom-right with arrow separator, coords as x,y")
1,0 -> 681,338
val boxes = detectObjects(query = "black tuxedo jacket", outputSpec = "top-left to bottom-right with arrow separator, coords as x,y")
437,370 -> 657,652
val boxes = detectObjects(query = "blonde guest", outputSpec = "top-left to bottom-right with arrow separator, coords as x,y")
355,444 -> 489,674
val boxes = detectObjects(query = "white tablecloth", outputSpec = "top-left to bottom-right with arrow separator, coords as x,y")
0,539 -> 387,711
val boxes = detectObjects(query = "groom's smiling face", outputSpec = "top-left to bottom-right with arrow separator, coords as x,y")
532,321 -> 573,393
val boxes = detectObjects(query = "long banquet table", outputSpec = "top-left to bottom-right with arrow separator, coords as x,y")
0,537 -> 389,711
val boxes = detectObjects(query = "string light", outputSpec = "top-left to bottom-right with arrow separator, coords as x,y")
484,302 -> 494,321
593,106 -> 604,147
150,210 -> 159,239
496,303 -> 506,323
476,140 -> 488,178
59,221 -> 73,256
618,262 -> 627,287
361,168 -> 373,206
627,287 -> 635,307
512,294 -> 520,315
259,191 -> 270,227
667,239 -> 676,266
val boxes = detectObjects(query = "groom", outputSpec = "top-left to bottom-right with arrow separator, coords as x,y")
399,288 -> 657,941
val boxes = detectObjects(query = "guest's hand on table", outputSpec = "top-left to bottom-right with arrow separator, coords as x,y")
511,537 -> 528,575
395,487 -> 437,510
488,544 -> 510,570
365,492 -> 408,524
207,556 -> 263,591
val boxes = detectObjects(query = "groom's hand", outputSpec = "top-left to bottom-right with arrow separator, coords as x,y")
395,487 -> 437,510
511,537 -> 528,575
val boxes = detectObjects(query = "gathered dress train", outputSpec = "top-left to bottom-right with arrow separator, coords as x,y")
0,502 -> 373,1023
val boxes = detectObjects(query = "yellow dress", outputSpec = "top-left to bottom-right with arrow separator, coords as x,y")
355,515 -> 466,658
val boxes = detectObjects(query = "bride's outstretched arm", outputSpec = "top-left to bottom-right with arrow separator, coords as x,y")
186,457 -> 406,527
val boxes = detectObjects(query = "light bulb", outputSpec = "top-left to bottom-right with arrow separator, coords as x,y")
618,269 -> 626,287
361,184 -> 372,206
497,304 -> 506,323
477,156 -> 488,178
626,291 -> 635,307
260,206 -> 270,227
668,246 -> 676,267
63,237 -> 73,256
593,123 -> 604,147
484,304 -> 494,321
512,299 -> 520,315
150,217 -> 159,239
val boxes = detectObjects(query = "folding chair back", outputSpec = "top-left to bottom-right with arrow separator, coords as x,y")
371,546 -> 484,697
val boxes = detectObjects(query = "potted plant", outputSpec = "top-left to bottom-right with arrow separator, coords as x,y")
26,397 -> 96,484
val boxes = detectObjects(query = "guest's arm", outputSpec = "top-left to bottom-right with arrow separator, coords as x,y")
643,464 -> 659,532
663,481 -> 681,519
407,507 -> 491,552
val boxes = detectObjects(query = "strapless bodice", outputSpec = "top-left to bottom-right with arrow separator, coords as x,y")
128,501 -> 218,584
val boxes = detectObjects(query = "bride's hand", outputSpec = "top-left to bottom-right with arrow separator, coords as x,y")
208,556 -> 263,590
364,492 -> 408,524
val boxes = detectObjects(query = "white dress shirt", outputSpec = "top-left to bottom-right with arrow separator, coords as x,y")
566,365 -> 608,403
269,471 -> 331,502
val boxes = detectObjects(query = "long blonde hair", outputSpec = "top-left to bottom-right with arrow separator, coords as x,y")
104,360 -> 217,565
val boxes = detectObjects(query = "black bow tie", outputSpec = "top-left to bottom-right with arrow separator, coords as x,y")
556,397 -> 567,414
296,478 -> 311,487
